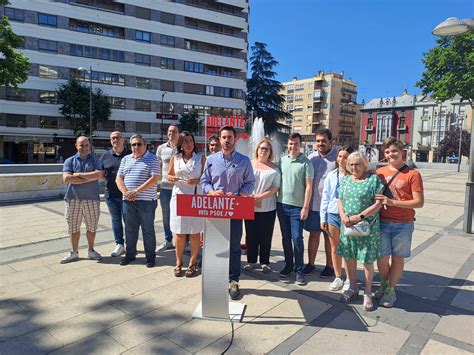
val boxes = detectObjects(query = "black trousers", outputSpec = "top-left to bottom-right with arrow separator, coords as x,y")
244,210 -> 277,265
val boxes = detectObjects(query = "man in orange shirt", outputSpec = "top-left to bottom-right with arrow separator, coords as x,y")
375,137 -> 424,308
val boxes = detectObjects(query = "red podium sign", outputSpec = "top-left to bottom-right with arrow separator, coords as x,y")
177,194 -> 254,220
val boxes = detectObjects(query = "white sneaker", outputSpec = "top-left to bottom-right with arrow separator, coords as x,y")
88,249 -> 102,260
329,277 -> 344,291
261,264 -> 273,274
60,251 -> 79,264
243,263 -> 256,271
156,241 -> 174,252
111,244 -> 124,257
343,279 -> 350,291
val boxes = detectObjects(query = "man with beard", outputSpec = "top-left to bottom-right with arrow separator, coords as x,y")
303,128 -> 338,278
201,126 -> 255,300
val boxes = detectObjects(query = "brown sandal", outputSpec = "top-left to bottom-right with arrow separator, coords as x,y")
174,264 -> 183,277
185,263 -> 198,278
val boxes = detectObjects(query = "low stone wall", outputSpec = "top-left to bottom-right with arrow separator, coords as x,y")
0,172 -> 65,203
0,164 -> 64,174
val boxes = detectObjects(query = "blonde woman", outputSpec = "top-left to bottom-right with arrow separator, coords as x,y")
243,139 -> 280,273
337,152 -> 384,311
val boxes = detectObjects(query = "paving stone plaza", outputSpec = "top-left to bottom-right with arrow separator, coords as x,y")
0,168 -> 472,354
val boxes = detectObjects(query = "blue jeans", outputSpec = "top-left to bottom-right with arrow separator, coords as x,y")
105,196 -> 124,245
123,200 -> 157,262
230,219 -> 243,282
159,188 -> 173,242
277,203 -> 304,273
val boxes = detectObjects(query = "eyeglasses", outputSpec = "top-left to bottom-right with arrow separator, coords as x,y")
131,143 -> 143,147
110,136 -> 122,140
258,147 -> 270,151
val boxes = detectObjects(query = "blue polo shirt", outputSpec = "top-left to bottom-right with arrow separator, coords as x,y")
63,153 -> 102,201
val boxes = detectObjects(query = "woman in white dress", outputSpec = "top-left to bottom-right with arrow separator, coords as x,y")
168,131 -> 206,277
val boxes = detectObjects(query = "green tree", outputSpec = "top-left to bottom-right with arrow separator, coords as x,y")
57,78 -> 112,136
439,127 -> 471,159
0,0 -> 31,87
416,32 -> 474,107
247,42 -> 289,134
178,111 -> 199,133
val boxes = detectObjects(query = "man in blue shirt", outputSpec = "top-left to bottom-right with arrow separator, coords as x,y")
99,131 -> 129,257
61,136 -> 104,264
201,126 -> 255,300
116,134 -> 161,268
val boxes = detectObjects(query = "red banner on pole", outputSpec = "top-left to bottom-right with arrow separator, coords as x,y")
204,115 -> 248,143
177,194 -> 254,220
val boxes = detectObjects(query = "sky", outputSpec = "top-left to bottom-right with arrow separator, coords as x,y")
248,0 -> 472,103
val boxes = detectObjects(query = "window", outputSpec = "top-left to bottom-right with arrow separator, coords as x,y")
39,116 -> 58,129
70,44 -> 123,62
287,85 -> 294,92
313,90 -> 322,99
135,122 -> 151,133
160,57 -> 174,70
307,105 -> 313,109
295,95 -> 303,101
295,84 -> 304,90
38,13 -> 57,27
160,35 -> 175,47
135,53 -> 151,66
109,97 -> 125,109
135,6 -> 151,20
184,61 -> 204,73
161,12 -> 175,25
39,65 -> 59,79
286,105 -> 293,111
69,19 -> 124,38
6,114 -> 26,128
4,7 -> 24,22
293,126 -> 302,132
135,100 -> 151,111
293,116 -> 302,122
39,91 -> 58,104
39,39 -> 58,53
136,77 -> 151,89
6,87 -> 26,101
286,95 -> 294,102
135,30 -> 151,42
294,105 -> 303,111
161,80 -> 174,92
308,83 -> 313,89
185,83 -> 206,95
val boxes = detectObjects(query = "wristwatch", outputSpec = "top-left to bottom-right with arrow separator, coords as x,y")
359,214 -> 365,220
133,189 -> 138,194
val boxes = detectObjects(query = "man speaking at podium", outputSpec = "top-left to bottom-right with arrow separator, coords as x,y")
201,126 -> 255,300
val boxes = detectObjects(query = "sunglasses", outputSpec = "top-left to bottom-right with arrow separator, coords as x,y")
110,136 -> 122,140
131,143 -> 143,147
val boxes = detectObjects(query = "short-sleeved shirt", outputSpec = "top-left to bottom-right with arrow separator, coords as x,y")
278,153 -> 314,208
307,148 -> 337,211
156,142 -> 177,190
117,151 -> 161,201
252,163 -> 281,213
63,153 -> 102,201
377,165 -> 424,223
100,148 -> 129,198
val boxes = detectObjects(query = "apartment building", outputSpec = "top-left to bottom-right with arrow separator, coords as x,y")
412,96 -> 471,163
0,0 -> 249,163
280,71 -> 359,149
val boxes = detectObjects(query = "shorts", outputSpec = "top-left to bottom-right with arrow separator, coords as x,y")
327,213 -> 341,228
65,200 -> 100,234
303,210 -> 321,232
380,221 -> 414,258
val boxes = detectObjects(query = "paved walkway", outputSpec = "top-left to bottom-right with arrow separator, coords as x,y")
0,168 -> 472,354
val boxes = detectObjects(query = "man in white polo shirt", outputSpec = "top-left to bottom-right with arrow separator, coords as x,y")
116,135 -> 161,268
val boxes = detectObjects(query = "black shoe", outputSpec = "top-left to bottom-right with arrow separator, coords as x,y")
120,257 -> 135,266
303,264 -> 316,275
320,266 -> 335,278
229,281 -> 241,300
146,261 -> 155,268
279,264 -> 294,278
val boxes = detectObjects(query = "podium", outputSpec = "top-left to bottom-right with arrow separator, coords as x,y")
177,194 -> 254,322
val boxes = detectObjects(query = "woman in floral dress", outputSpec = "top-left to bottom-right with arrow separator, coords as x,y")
337,152 -> 384,311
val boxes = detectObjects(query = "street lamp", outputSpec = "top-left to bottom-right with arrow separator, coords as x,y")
432,17 -> 474,234
77,66 -> 93,148
160,91 -> 167,143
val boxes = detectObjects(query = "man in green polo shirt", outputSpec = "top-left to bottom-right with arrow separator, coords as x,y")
277,133 -> 314,286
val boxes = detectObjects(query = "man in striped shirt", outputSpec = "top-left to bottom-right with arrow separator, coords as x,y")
116,134 -> 161,268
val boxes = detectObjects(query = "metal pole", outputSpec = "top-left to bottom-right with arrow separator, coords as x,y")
89,65 -> 93,148
161,92 -> 167,143
464,107 -> 474,234
457,114 -> 462,173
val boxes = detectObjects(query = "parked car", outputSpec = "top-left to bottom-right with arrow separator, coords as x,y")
448,156 -> 459,164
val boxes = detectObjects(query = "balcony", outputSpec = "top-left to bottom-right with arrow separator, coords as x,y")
341,87 -> 357,95
417,143 -> 431,151
313,96 -> 323,102
340,108 -> 356,115
417,126 -> 431,133
365,126 -> 374,131
312,124 -> 325,133
340,97 -> 353,104
339,129 -> 354,135
313,105 -> 322,113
